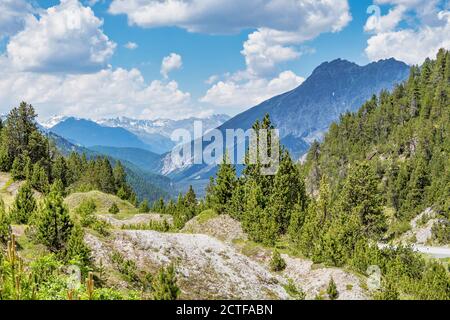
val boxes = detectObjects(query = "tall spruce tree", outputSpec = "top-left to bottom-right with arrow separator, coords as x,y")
210,153 -> 237,214
10,182 -> 37,224
52,156 -> 68,187
268,149 -> 306,234
0,200 -> 11,244
65,224 -> 91,268
296,177 -> 332,260
35,182 -> 73,252
338,161 -> 386,239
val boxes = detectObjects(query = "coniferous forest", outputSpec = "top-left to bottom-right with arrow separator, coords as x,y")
0,50 -> 449,301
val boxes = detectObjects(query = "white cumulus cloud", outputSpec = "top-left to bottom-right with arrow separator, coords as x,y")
124,41 -> 138,50
201,71 -> 304,109
0,0 -> 34,39
364,0 -> 450,65
6,0 -> 116,73
109,0 -> 351,35
161,53 -> 183,79
0,56 -> 195,120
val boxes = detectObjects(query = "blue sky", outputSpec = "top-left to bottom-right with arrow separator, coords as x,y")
36,0 -> 372,99
0,0 -> 448,120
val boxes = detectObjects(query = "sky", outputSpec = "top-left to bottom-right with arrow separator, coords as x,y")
0,0 -> 448,121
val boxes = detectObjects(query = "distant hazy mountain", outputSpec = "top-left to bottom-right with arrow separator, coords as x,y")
49,117 -> 152,151
41,115 -> 71,129
162,58 -> 410,189
43,114 -> 230,155
47,132 -> 176,201
96,115 -> 230,154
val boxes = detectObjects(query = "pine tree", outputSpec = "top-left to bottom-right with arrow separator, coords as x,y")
227,180 -> 245,220
338,161 -> 386,239
113,161 -> 127,189
116,186 -> 128,200
151,264 -> 180,300
241,180 -> 278,245
269,250 -> 286,272
51,179 -> 66,197
184,185 -> 197,208
3,102 -> 39,161
321,202 -> 364,267
403,155 -> 430,218
98,158 -> 116,194
129,192 -> 138,207
11,156 -> 24,181
67,152 -> 83,184
0,200 -> 11,244
243,114 -> 277,197
152,197 -> 166,213
268,149 -> 306,234
113,160 -> 132,200
23,156 -> 32,181
327,277 -> 339,300
183,185 -> 198,221
66,224 -> 91,268
205,176 -> 216,209
35,183 -> 73,252
296,177 -> 331,258
0,141 -> 11,171
210,153 -> 237,214
139,199 -> 150,213
52,156 -> 68,187
10,182 -> 36,224
31,162 -> 50,194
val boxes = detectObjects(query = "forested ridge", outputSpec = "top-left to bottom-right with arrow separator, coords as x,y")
304,48 -> 449,240
48,132 -> 171,203
151,50 -> 450,299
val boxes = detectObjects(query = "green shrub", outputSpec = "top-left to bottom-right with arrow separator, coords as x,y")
283,278 -> 305,300
431,220 -> 450,245
151,264 -> 180,300
110,251 -> 143,286
65,224 -> 91,271
327,277 -> 339,300
139,199 -> 150,213
108,202 -> 120,214
121,219 -> 171,232
269,250 -> 286,272
75,199 -> 97,227
0,200 -> 11,244
92,220 -> 111,237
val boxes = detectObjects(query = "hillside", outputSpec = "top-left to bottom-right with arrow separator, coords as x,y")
303,49 -> 449,236
88,146 -> 163,174
50,117 -> 152,151
2,182 -> 368,300
48,132 -> 174,202
70,192 -> 368,300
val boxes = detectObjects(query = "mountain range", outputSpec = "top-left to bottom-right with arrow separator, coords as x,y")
44,114 -> 230,154
47,131 -> 174,202
44,57 -> 411,197
161,58 -> 411,190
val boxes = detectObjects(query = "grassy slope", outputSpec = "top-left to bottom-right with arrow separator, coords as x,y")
65,190 -> 137,215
